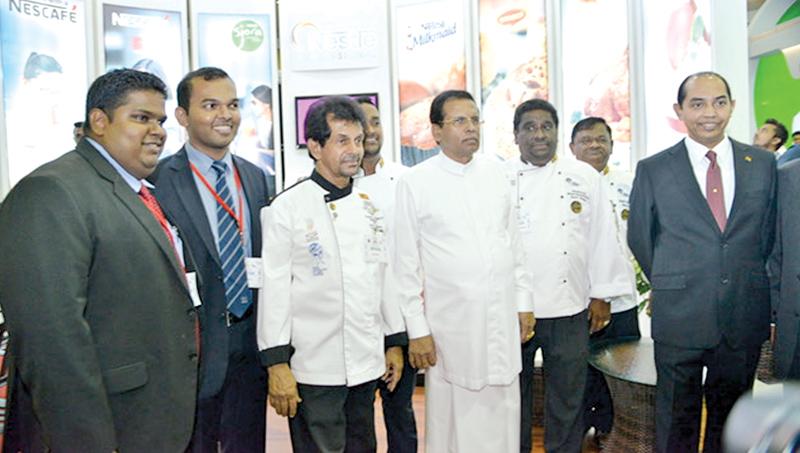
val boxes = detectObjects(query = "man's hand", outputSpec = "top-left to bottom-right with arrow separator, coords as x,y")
588,298 -> 611,334
383,346 -> 404,392
408,335 -> 437,370
519,311 -> 536,343
267,363 -> 302,418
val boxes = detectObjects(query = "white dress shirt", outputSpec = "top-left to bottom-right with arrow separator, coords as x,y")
505,157 -> 630,319
602,168 -> 639,314
684,136 -> 735,216
393,153 -> 534,390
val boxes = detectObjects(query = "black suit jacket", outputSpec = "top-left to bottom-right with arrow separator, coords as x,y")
628,138 -> 776,350
768,160 -> 800,377
151,147 -> 273,398
0,141 -> 198,452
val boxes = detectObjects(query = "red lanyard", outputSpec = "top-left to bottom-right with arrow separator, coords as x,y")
190,162 -> 245,237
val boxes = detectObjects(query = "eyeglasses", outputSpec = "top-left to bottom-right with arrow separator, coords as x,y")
441,116 -> 483,128
576,136 -> 611,146
520,122 -> 556,133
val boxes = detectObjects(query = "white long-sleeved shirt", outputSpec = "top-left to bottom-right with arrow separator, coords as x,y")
685,136 -> 735,216
257,171 -> 405,386
602,168 -> 639,314
505,157 -> 629,319
394,152 -> 534,390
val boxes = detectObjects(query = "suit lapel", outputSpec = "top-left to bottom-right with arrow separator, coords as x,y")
726,140 -> 754,230
666,141 -> 720,233
76,143 -> 189,293
169,149 -> 222,268
233,156 -> 263,253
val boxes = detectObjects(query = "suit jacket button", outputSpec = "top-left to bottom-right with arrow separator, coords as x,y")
188,352 -> 198,362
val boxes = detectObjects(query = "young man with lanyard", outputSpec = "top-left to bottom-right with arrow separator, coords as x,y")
569,116 -> 641,444
151,67 -> 274,452
258,96 -> 406,452
353,96 -> 418,452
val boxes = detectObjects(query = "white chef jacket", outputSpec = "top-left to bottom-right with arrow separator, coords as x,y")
505,157 -> 629,319
602,168 -> 639,314
257,171 -> 406,387
394,153 -> 534,391
354,158 -> 408,218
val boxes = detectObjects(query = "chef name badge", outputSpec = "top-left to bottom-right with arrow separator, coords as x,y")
517,209 -> 532,233
366,232 -> 387,263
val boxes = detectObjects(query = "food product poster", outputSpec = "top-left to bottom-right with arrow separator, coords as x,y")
479,0 -> 547,161
1,0 -> 88,187
103,3 -> 185,156
643,0 -> 712,155
396,0 -> 466,153
562,0 -> 630,170
196,12 -> 277,188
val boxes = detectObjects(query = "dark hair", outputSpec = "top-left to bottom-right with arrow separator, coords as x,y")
73,121 -> 84,128
176,67 -> 231,110
765,118 -> 789,149
429,90 -> 475,126
513,98 -> 558,132
84,68 -> 167,131
571,116 -> 612,143
304,96 -> 366,150
252,84 -> 272,104
23,52 -> 62,80
676,71 -> 732,106
794,131 -> 800,137
355,96 -> 377,107
132,58 -> 171,99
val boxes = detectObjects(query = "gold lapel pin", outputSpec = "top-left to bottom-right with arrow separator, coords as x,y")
745,155 -> 752,162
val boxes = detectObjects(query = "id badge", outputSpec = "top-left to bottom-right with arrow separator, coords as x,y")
185,272 -> 202,307
245,257 -> 263,288
517,210 -> 532,233
365,234 -> 387,263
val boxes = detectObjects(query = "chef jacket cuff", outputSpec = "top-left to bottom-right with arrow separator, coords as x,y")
516,290 -> 534,312
384,332 -> 408,349
259,344 -> 294,368
405,313 -> 431,339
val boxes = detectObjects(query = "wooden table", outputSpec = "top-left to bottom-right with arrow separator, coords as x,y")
588,338 -> 657,453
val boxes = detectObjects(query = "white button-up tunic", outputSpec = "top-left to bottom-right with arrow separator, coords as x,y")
505,157 -> 629,319
603,168 -> 639,313
394,153 -> 534,390
258,173 -> 405,386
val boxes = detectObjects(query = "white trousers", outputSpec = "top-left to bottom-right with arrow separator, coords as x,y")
424,365 -> 520,453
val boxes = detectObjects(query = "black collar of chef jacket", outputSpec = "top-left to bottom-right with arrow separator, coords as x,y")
311,169 -> 353,203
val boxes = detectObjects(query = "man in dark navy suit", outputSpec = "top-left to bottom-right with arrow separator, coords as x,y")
628,71 -> 776,453
152,67 -> 274,452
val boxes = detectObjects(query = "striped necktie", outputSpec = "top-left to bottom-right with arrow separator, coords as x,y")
211,161 -> 251,318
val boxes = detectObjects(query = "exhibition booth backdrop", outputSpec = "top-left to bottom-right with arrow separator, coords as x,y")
0,0 -> 797,196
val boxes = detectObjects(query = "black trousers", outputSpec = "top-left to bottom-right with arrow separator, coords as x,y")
289,379 -> 379,453
377,347 -> 418,453
187,348 -> 267,453
583,307 -> 641,434
654,339 -> 759,453
520,310 -> 589,453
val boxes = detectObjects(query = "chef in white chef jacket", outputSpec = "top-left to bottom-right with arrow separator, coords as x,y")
506,100 -> 630,453
393,90 -> 535,453
257,96 -> 406,453
569,116 -> 642,441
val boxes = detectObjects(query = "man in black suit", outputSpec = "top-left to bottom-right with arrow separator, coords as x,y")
152,67 -> 274,452
628,71 -> 776,453
0,69 -> 199,452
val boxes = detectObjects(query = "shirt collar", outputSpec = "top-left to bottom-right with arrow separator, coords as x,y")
355,157 -> 384,179
310,169 -> 353,202
685,135 -> 732,167
185,142 -> 234,176
437,151 -> 476,176
85,137 -> 151,192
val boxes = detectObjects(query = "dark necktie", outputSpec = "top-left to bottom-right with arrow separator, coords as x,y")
705,150 -> 726,231
211,161 -> 252,318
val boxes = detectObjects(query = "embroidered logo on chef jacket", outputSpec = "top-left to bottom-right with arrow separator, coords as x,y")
305,219 -> 327,276
362,198 -> 387,263
571,201 -> 582,214
621,209 -> 630,220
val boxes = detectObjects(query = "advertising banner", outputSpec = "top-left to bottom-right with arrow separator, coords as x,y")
479,0 -> 547,161
395,0 -> 466,159
196,12 -> 277,187
102,3 -> 185,155
1,0 -> 88,186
